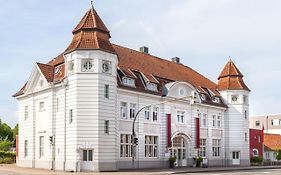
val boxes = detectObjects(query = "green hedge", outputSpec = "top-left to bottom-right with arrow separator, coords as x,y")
0,151 -> 16,164
251,156 -> 263,163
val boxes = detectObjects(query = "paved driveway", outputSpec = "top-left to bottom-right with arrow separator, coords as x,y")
183,169 -> 281,175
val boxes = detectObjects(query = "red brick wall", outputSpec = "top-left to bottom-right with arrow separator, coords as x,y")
249,129 -> 263,157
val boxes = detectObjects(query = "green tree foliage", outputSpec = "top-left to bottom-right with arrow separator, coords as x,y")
0,118 -> 18,150
0,137 -> 13,151
276,150 -> 281,161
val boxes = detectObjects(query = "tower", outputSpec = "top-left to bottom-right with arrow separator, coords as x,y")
63,6 -> 118,171
217,59 -> 250,166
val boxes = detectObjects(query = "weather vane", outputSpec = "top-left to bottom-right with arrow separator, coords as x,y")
91,0 -> 94,7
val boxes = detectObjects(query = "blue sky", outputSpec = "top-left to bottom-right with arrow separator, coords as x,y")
1,0 -> 281,127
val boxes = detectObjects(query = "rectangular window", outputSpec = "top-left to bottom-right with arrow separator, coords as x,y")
245,132 -> 248,141
56,98 -> 59,112
122,77 -> 135,87
255,121 -> 260,126
82,150 -> 93,161
199,139 -> 206,157
120,102 -> 127,119
39,136 -> 44,158
145,107 -> 150,120
217,116 -> 221,128
69,109 -> 73,124
24,140 -> 28,157
145,136 -> 158,157
39,102 -> 45,111
244,110 -> 247,119
120,134 -> 132,157
24,106 -> 28,120
200,113 -> 207,127
130,103 -> 136,119
153,107 -> 158,121
212,115 -> 216,127
177,111 -> 185,124
104,120 -> 109,134
212,139 -> 221,157
258,135 -> 261,143
104,85 -> 109,99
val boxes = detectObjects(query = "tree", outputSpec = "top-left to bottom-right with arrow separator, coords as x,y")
0,123 -> 13,141
276,150 -> 281,161
12,124 -> 18,147
0,137 -> 13,151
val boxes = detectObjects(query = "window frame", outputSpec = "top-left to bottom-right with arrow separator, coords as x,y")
120,102 -> 128,119
145,106 -> 151,121
39,136 -> 44,158
82,149 -> 93,161
177,111 -> 185,124
120,134 -> 133,158
24,106 -> 28,120
39,101 -> 45,112
104,120 -> 109,134
69,109 -> 73,124
152,106 -> 158,121
145,135 -> 158,158
199,139 -> 207,157
129,103 -> 136,119
212,139 -> 221,157
24,140 -> 28,157
104,84 -> 109,99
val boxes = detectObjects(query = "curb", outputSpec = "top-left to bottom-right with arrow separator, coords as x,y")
173,166 -> 281,174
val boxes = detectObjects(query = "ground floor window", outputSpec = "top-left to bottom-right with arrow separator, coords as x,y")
120,134 -> 132,157
199,139 -> 206,157
39,136 -> 44,158
145,136 -> 158,157
24,140 -> 28,157
82,150 -> 93,161
212,139 -> 221,157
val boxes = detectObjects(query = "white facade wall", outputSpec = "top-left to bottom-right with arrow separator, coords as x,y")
16,50 -> 250,172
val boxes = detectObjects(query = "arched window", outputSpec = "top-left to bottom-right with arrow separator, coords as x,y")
253,149 -> 259,157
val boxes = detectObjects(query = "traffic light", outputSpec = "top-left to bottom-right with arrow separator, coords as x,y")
49,136 -> 54,144
134,137 -> 138,145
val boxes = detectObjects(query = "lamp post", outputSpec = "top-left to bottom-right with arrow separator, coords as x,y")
131,95 -> 194,168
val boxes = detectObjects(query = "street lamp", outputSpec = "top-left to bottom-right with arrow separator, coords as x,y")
131,95 -> 195,168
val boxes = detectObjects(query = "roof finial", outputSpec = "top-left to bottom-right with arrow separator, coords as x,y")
91,0 -> 94,9
229,56 -> 232,62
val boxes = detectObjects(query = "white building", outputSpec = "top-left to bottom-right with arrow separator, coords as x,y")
13,6 -> 251,172
250,115 -> 281,135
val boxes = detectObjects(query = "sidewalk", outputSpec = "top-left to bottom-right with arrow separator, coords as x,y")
0,164 -> 280,175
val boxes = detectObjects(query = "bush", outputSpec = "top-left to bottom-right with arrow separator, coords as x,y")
169,156 -> 177,168
276,150 -> 281,161
0,151 -> 15,164
251,156 -> 263,163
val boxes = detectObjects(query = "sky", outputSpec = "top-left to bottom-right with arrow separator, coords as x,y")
1,0 -> 281,127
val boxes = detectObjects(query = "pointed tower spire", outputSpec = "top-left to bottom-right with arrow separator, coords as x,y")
65,5 -> 115,54
217,59 -> 250,91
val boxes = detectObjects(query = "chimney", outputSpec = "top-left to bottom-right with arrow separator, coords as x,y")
140,46 -> 149,54
171,57 -> 180,64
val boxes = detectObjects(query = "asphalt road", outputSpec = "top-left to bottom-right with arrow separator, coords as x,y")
183,169 -> 281,175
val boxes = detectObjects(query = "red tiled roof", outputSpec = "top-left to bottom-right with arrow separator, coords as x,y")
217,60 -> 250,91
72,7 -> 110,35
264,133 -> 281,151
48,54 -> 64,66
114,44 -> 220,96
37,63 -> 54,82
65,7 -> 115,54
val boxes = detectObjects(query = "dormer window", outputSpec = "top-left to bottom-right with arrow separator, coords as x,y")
122,77 -> 135,87
146,83 -> 157,91
201,94 -> 206,101
213,97 -> 220,103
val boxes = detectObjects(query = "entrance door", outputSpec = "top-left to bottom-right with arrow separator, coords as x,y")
171,136 -> 187,167
232,151 -> 240,165
81,149 -> 94,171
